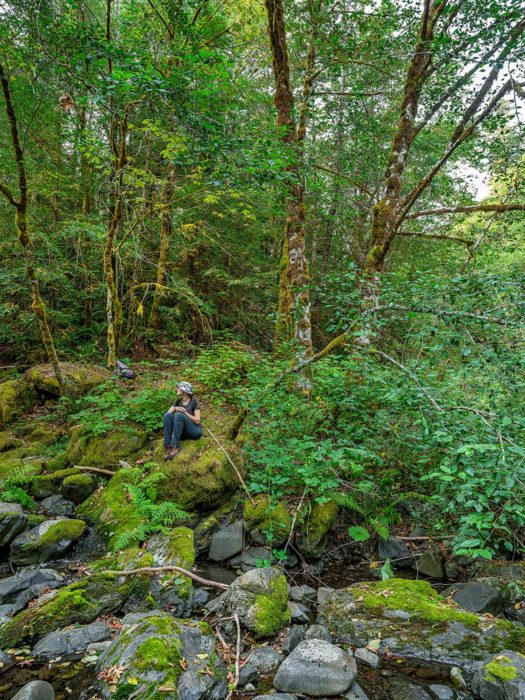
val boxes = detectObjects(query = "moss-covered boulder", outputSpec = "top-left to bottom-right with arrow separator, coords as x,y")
0,548 -> 153,648
93,611 -> 227,700
243,495 -> 291,547
317,579 -> 525,671
24,362 -> 110,397
77,467 -> 145,550
0,379 -> 37,427
297,499 -> 338,557
0,502 -> 28,547
31,467 -> 81,498
66,425 -> 148,468
152,429 -> 240,511
211,566 -> 290,638
147,527 -> 196,615
9,517 -> 86,565
0,431 -> 22,452
61,473 -> 95,504
194,496 -> 238,554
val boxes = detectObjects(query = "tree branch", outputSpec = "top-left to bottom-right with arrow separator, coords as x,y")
0,182 -> 18,207
313,164 -> 375,198
100,565 -> 230,590
406,203 -> 525,219
398,231 -> 474,245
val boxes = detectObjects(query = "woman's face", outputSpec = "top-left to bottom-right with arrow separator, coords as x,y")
176,386 -> 183,396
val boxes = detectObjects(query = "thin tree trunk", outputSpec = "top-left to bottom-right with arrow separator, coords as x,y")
0,61 -> 65,393
149,163 -> 175,329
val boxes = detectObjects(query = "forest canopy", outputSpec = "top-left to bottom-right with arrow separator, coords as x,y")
0,0 -> 524,559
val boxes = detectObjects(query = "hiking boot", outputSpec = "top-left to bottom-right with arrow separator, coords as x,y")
167,447 -> 180,460
163,446 -> 172,462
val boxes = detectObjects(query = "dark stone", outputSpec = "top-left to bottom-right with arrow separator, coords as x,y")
389,678 -> 432,700
33,621 -> 111,661
442,580 -> 503,615
0,568 -> 63,606
471,649 -> 525,699
41,495 -> 75,518
0,649 -> 14,675
254,695 -> 297,700
10,518 -> 86,565
354,647 -> 379,668
377,537 -> 413,568
289,601 -> 310,624
415,549 -> 444,579
282,626 -> 305,655
0,502 -> 28,547
239,646 -> 282,685
208,520 -> 244,561
428,685 -> 456,700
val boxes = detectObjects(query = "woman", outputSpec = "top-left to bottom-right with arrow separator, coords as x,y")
163,381 -> 202,460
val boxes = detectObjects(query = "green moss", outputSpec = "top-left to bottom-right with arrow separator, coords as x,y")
46,453 -> 68,471
0,379 -> 36,427
24,363 -> 110,397
61,473 -> 95,504
78,468 -> 145,550
0,554 -> 152,648
31,468 -> 80,497
298,499 -> 338,556
484,657 -> 517,682
27,514 -> 46,527
253,571 -> 291,637
89,546 -> 154,573
135,635 -> 182,673
0,432 -> 21,452
353,579 -> 480,627
243,495 -> 291,546
66,425 -> 148,469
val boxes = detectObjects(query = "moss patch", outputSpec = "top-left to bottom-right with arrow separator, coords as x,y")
24,363 -> 110,397
253,571 -> 291,637
0,379 -> 37,427
297,499 -> 338,556
243,494 -> 291,546
66,425 -> 148,468
484,656 -> 517,682
31,468 -> 80,498
78,468 -> 145,550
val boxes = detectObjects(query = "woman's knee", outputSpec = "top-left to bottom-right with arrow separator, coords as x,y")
162,412 -> 172,424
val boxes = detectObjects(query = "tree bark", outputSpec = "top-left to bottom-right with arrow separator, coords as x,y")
0,61 -> 65,394
149,163 -> 176,329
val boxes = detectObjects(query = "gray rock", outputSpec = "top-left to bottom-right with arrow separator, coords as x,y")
273,639 -> 357,696
289,601 -> 310,624
209,520 -> 244,561
0,568 -> 63,606
245,683 -> 256,693
236,567 -> 281,595
239,546 -> 273,571
41,494 -> 75,518
289,585 -> 316,602
85,640 -> 112,659
384,609 -> 411,620
0,648 -> 14,675
12,583 -> 61,614
442,580 -> 503,615
445,562 -> 460,580
10,518 -> 86,565
450,667 -> 467,690
239,646 -> 282,685
378,537 -> 413,568
354,647 -> 379,668
317,586 -> 334,605
0,603 -> 14,616
416,550 -> 444,578
254,695 -> 297,700
305,624 -> 331,642
33,621 -> 111,661
61,473 -> 95,504
282,626 -> 305,655
389,678 -> 432,699
93,611 -> 227,700
429,685 -> 456,700
0,502 -> 28,547
344,682 -> 370,700
471,649 -> 525,699
11,681 -> 55,700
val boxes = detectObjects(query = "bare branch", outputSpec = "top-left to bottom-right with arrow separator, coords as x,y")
313,164 -> 375,198
100,565 -> 230,590
398,231 -> 474,245
406,203 -> 525,219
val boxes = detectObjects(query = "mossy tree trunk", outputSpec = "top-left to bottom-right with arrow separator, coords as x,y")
265,0 -> 318,360
0,61 -> 65,394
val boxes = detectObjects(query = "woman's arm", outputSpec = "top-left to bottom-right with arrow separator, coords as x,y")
167,405 -> 177,414
182,408 -> 201,424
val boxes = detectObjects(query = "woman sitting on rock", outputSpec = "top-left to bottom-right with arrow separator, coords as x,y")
163,381 -> 202,460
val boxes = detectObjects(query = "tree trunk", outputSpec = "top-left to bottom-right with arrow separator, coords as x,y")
149,163 -> 175,329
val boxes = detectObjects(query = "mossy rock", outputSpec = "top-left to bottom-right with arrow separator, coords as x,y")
0,379 -> 37,427
22,423 -> 62,447
215,566 -> 290,638
297,499 -> 338,557
0,548 -> 153,648
318,578 -> 525,669
0,447 -> 44,482
152,431 -> 240,511
78,468 -> 145,550
9,517 -> 87,565
0,431 -> 22,453
94,611 -> 226,700
45,453 -> 68,471
194,495 -> 238,554
243,494 -> 291,546
0,504 -> 28,547
147,527 -> 196,604
61,473 -> 95,504
66,425 -> 148,468
24,362 -> 110,397
31,468 -> 81,498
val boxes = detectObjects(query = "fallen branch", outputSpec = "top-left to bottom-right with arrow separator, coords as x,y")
227,613 -> 241,700
100,565 -> 229,590
206,428 -> 254,505
74,465 -> 116,477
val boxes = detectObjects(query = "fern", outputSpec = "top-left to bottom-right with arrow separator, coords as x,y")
1,464 -> 38,488
0,486 -> 36,510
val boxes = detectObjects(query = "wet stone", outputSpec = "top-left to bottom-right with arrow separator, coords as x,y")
377,536 -> 413,568
40,495 -> 75,518
317,586 -> 334,605
415,549 -> 444,578
389,678 -> 432,700
428,685 -> 456,700
289,585 -> 316,602
0,649 -> 14,675
208,520 -> 244,561
354,647 -> 379,669
0,568 -> 63,607
282,625 -> 305,655
239,646 -> 282,685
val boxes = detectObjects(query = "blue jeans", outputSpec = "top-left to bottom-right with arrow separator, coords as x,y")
163,412 -> 203,448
